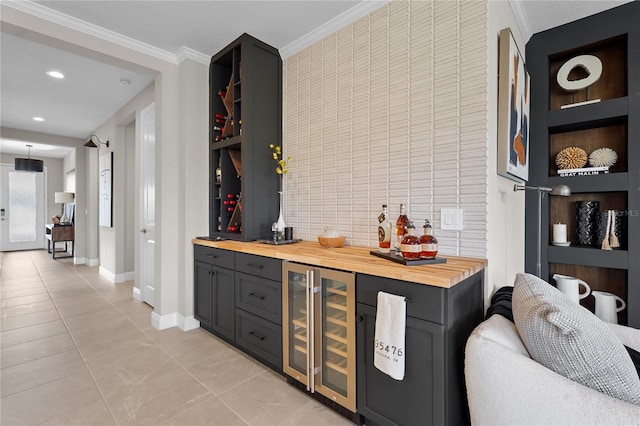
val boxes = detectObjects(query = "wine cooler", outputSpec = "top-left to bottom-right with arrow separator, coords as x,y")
282,262 -> 356,412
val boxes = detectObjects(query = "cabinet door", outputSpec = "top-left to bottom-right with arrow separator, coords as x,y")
357,303 -> 445,426
194,260 -> 213,330
211,265 -> 235,341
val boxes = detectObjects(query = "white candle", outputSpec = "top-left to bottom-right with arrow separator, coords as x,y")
553,223 -> 567,243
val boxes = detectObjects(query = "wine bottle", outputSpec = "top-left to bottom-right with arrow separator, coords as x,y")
400,222 -> 421,260
395,203 -> 410,252
377,204 -> 391,253
420,219 -> 438,259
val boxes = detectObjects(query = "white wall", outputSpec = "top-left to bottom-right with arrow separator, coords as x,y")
93,82 -> 154,280
485,0 -> 528,295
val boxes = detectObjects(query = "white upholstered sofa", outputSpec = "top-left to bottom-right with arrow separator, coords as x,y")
465,314 -> 640,425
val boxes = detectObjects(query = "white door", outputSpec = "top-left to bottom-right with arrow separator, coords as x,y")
140,103 -> 156,307
0,164 -> 46,251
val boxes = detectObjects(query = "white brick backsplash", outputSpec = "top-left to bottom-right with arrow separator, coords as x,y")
283,0 -> 488,258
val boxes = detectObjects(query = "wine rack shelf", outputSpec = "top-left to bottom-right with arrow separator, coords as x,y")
209,33 -> 282,241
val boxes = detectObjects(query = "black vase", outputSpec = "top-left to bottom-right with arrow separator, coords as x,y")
575,201 -> 600,246
596,210 -> 625,249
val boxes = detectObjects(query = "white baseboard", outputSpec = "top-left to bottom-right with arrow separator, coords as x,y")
87,258 -> 100,267
151,311 -> 177,330
99,266 -> 115,282
132,286 -> 142,301
149,312 -> 200,331
99,268 -> 134,283
73,257 -> 86,265
179,315 -> 200,331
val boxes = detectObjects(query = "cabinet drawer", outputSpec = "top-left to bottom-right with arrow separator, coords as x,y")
235,309 -> 282,372
235,253 -> 281,282
356,273 -> 444,324
236,272 -> 281,324
194,245 -> 235,269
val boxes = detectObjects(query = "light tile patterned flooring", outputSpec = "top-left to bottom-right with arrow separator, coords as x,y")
0,250 -> 353,425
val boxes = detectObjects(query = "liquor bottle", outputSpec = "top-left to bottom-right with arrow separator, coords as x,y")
400,222 -> 421,260
395,203 -> 410,252
377,204 -> 391,253
420,219 -> 439,259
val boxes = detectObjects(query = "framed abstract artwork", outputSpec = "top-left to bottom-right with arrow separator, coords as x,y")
498,27 -> 530,182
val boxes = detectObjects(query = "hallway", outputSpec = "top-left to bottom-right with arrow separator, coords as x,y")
0,250 -> 351,425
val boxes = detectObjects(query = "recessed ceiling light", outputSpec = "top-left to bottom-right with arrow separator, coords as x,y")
46,70 -> 65,79
33,117 -> 45,122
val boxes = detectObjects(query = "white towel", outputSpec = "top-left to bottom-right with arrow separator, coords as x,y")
373,291 -> 406,380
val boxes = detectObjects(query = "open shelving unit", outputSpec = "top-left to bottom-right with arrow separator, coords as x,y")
209,33 -> 282,241
526,2 -> 639,327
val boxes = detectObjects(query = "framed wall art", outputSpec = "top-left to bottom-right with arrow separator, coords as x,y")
498,27 -> 530,182
99,151 -> 113,227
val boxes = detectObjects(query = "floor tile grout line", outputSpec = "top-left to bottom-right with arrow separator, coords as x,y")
27,253 -> 240,425
28,251 -> 121,426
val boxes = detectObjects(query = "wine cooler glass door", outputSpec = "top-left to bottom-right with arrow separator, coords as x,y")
316,269 -> 356,412
282,263 -> 311,385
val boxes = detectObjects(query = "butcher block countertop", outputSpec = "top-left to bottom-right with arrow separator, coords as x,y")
192,239 -> 486,289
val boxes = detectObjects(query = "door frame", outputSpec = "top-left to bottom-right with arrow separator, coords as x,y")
0,163 -> 47,251
137,101 -> 156,307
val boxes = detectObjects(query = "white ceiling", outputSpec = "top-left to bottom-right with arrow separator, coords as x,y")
0,0 -> 633,159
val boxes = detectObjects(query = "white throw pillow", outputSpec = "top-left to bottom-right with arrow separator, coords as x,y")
513,273 -> 640,406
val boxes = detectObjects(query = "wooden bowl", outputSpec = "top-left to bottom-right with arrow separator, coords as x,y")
318,235 -> 345,248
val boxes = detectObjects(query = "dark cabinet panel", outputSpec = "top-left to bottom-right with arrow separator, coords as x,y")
235,271 -> 281,324
355,272 -> 483,426
235,308 -> 282,372
357,303 -> 444,426
211,265 -> 235,341
194,260 -> 213,330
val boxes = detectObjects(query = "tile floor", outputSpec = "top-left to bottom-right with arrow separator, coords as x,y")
1,250 -> 353,426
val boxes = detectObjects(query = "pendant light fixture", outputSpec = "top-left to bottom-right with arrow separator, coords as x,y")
14,144 -> 44,172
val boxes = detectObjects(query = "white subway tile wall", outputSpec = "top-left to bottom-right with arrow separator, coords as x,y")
283,0 -> 488,258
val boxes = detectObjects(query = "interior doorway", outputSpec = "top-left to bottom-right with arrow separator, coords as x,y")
139,102 -> 156,307
0,163 -> 46,251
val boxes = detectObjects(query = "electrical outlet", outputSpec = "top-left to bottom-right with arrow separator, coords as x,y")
441,208 -> 463,231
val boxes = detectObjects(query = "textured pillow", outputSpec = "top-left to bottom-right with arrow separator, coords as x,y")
512,273 -> 640,406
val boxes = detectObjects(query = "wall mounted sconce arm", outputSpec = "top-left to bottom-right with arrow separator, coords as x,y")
84,135 -> 109,148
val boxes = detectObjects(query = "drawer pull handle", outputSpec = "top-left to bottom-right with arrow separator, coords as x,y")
205,253 -> 217,258
356,315 -> 364,322
248,292 -> 265,300
249,331 -> 265,341
247,263 -> 263,269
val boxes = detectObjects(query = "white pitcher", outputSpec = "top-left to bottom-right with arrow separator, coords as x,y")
552,274 -> 591,304
593,291 -> 626,324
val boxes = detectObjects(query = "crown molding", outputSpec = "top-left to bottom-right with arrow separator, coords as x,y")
175,46 -> 210,65
2,0 -> 209,65
509,0 -> 532,43
279,0 -> 390,59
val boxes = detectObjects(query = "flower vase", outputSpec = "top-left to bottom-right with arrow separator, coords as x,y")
276,191 -> 286,239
